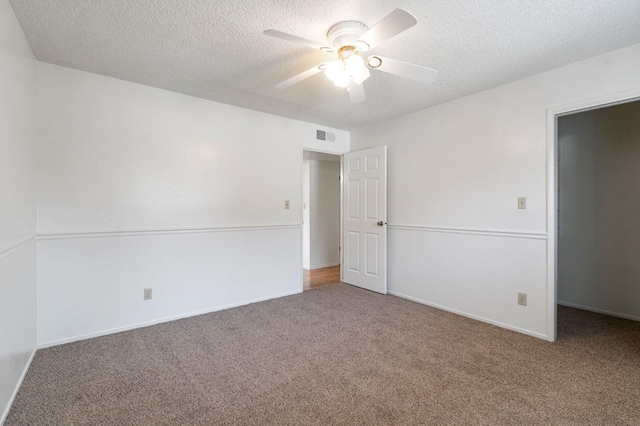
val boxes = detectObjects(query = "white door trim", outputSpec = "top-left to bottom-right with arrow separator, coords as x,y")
546,87 -> 640,342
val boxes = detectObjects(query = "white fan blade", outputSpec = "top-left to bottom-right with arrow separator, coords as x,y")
348,80 -> 366,104
369,56 -> 438,84
356,9 -> 417,51
275,64 -> 325,89
264,30 -> 335,52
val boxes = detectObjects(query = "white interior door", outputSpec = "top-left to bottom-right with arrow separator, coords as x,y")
342,146 -> 387,294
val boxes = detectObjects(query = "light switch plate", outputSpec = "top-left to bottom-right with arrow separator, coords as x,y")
518,197 -> 527,209
518,292 -> 527,306
284,200 -> 290,209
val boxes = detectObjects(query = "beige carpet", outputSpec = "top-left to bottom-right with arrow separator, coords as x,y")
7,284 -> 640,425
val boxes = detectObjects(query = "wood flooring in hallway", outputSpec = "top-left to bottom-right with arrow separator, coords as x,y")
303,265 -> 340,290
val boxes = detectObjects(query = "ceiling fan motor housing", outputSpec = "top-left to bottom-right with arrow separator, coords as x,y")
327,21 -> 369,49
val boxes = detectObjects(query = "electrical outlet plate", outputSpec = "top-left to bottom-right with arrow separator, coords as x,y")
518,292 -> 527,306
144,288 -> 152,300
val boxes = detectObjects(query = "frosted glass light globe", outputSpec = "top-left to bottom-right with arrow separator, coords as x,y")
324,60 -> 350,87
345,55 -> 370,85
324,61 -> 344,81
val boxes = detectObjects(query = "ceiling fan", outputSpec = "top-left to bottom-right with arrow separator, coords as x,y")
264,9 -> 438,104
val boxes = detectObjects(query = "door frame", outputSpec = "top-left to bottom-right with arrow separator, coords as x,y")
546,88 -> 640,341
299,147 -> 344,291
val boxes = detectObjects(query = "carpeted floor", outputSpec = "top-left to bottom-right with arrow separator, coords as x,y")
7,284 -> 640,425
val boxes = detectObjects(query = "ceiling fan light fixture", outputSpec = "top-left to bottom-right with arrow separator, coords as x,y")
324,60 -> 351,87
346,55 -> 370,84
367,56 -> 382,68
333,74 -> 351,88
324,60 -> 345,81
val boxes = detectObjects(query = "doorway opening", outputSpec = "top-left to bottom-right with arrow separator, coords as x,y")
302,150 -> 342,290
549,93 -> 640,340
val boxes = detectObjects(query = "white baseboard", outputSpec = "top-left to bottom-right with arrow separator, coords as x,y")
310,262 -> 340,270
1,347 -> 37,425
557,301 -> 640,322
38,289 -> 302,349
388,291 -> 549,341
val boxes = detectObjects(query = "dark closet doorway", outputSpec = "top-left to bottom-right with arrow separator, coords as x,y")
556,100 -> 640,335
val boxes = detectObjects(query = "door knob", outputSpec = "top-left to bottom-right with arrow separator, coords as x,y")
377,221 -> 385,226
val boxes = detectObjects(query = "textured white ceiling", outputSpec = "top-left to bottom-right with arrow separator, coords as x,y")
9,0 -> 640,130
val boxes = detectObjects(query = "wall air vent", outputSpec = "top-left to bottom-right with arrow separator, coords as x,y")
316,130 -> 336,141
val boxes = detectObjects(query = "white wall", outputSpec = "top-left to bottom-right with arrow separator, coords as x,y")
558,101 -> 640,321
36,62 -> 349,346
351,42 -> 640,339
0,0 -> 37,422
309,160 -> 340,269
